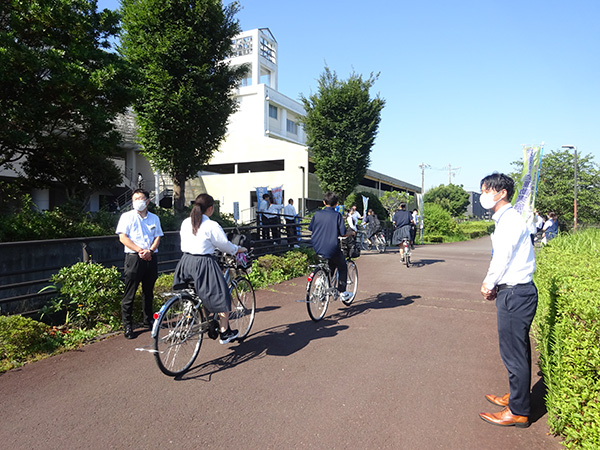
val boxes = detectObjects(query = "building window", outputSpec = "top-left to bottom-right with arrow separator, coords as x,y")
286,119 -> 297,134
269,104 -> 278,119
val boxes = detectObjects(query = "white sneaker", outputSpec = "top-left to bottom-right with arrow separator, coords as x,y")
340,291 -> 353,302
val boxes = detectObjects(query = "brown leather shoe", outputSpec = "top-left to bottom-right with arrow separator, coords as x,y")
480,407 -> 530,428
485,393 -> 510,407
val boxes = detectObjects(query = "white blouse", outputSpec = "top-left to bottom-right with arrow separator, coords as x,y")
180,216 -> 238,256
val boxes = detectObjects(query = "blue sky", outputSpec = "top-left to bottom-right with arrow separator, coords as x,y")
98,0 -> 600,192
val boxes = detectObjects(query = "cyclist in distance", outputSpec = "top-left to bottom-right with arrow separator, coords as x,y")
309,192 -> 356,302
363,209 -> 381,247
172,194 -> 247,344
392,203 -> 414,260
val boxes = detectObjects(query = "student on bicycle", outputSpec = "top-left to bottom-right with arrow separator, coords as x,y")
309,192 -> 355,302
363,209 -> 381,247
172,194 -> 248,344
392,203 -> 414,260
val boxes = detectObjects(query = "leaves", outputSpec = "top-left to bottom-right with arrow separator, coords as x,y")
300,67 -> 385,202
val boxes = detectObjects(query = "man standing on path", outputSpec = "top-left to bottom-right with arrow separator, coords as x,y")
116,189 -> 164,339
478,173 -> 537,428
283,198 -> 297,245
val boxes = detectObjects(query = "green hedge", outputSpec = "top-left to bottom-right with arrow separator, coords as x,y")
533,228 -> 600,449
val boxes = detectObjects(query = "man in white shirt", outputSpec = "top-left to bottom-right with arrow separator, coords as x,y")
478,173 -> 537,428
115,189 -> 163,339
283,198 -> 297,244
258,193 -> 271,240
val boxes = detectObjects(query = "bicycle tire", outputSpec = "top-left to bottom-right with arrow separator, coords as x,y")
342,260 -> 359,305
153,294 -> 203,377
306,267 -> 329,321
405,247 -> 411,268
229,276 -> 256,340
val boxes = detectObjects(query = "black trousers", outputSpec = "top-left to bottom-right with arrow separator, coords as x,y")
122,253 -> 158,326
327,249 -> 347,292
496,282 -> 538,416
285,219 -> 296,243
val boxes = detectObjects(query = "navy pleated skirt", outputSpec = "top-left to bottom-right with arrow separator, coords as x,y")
172,253 -> 231,313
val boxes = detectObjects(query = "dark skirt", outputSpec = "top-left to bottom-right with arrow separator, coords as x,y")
392,225 -> 412,245
172,253 -> 231,313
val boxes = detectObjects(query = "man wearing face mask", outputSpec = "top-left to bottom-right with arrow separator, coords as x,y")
478,173 -> 537,428
116,189 -> 164,339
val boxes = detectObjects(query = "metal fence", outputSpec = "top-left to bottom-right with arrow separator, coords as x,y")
0,220 -> 311,317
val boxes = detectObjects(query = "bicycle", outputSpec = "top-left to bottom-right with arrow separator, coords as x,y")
400,238 -> 411,267
151,254 -> 256,377
305,254 -> 359,321
367,230 -> 387,253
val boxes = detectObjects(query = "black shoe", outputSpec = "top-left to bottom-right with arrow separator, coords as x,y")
124,324 -> 134,339
219,328 -> 239,344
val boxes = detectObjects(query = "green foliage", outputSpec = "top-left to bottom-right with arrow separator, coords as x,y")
424,203 -> 459,237
345,191 -> 387,221
120,0 -> 248,211
247,248 -> 318,289
533,229 -> 600,449
423,184 -> 470,217
0,0 -> 133,206
512,149 -> 600,226
43,262 -> 123,329
0,315 -> 56,367
0,195 -> 114,241
300,67 -> 385,202
457,220 -> 494,239
380,191 -> 411,219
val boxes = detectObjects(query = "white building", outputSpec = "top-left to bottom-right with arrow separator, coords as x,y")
186,28 -> 420,222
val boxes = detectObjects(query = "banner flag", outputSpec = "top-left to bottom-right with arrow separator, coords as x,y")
362,195 -> 369,214
272,185 -> 283,205
512,145 -> 544,226
256,187 -> 269,206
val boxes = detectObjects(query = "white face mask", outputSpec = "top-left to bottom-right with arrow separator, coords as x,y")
480,191 -> 501,210
133,199 -> 147,212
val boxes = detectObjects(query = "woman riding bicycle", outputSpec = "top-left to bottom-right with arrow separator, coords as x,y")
172,194 -> 247,344
391,203 -> 414,260
363,209 -> 381,246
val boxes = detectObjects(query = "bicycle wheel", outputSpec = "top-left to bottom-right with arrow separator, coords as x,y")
405,245 -> 411,268
342,260 -> 359,305
376,234 -> 386,253
306,267 -> 329,321
229,276 -> 256,339
153,295 -> 203,377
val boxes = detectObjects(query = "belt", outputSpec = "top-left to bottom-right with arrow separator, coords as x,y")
497,281 -> 534,292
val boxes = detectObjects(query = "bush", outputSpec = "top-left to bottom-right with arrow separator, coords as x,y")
424,203 -> 459,236
345,191 -> 388,221
457,220 -> 494,238
0,315 -> 61,371
42,262 -> 123,330
533,229 -> 600,449
247,248 -> 318,289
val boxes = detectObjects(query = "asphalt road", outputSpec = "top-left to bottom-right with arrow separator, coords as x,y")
0,237 -> 563,449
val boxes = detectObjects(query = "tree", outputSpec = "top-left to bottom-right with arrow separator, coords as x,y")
423,184 -> 470,217
0,0 -> 132,206
512,149 -> 600,225
120,0 -> 247,212
379,191 -> 410,219
301,67 -> 384,203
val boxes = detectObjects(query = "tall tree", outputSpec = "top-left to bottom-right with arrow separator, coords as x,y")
423,184 -> 470,217
0,0 -> 132,206
301,67 -> 384,203
512,149 -> 600,225
380,191 -> 410,219
119,0 -> 247,212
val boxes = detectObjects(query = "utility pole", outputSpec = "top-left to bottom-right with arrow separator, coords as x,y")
447,164 -> 461,184
419,163 -> 430,196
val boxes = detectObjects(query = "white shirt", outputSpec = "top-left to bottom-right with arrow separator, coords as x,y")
180,216 -> 238,256
116,210 -> 163,253
283,203 -> 296,219
483,204 -> 536,290
258,199 -> 268,212
347,211 -> 360,231
264,203 -> 282,218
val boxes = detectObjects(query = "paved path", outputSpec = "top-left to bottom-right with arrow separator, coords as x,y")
0,238 -> 562,449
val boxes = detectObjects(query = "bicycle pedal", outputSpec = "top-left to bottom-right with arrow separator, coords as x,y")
207,320 -> 219,340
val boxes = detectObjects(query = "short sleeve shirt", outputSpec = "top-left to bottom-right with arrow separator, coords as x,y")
392,210 -> 412,228
308,207 -> 346,258
115,210 -> 163,253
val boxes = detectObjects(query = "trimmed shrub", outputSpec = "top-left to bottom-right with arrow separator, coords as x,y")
42,262 -> 123,330
424,203 -> 459,236
533,229 -> 600,449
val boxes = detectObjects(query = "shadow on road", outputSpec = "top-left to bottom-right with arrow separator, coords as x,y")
177,291 -> 417,381
408,258 -> 445,268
